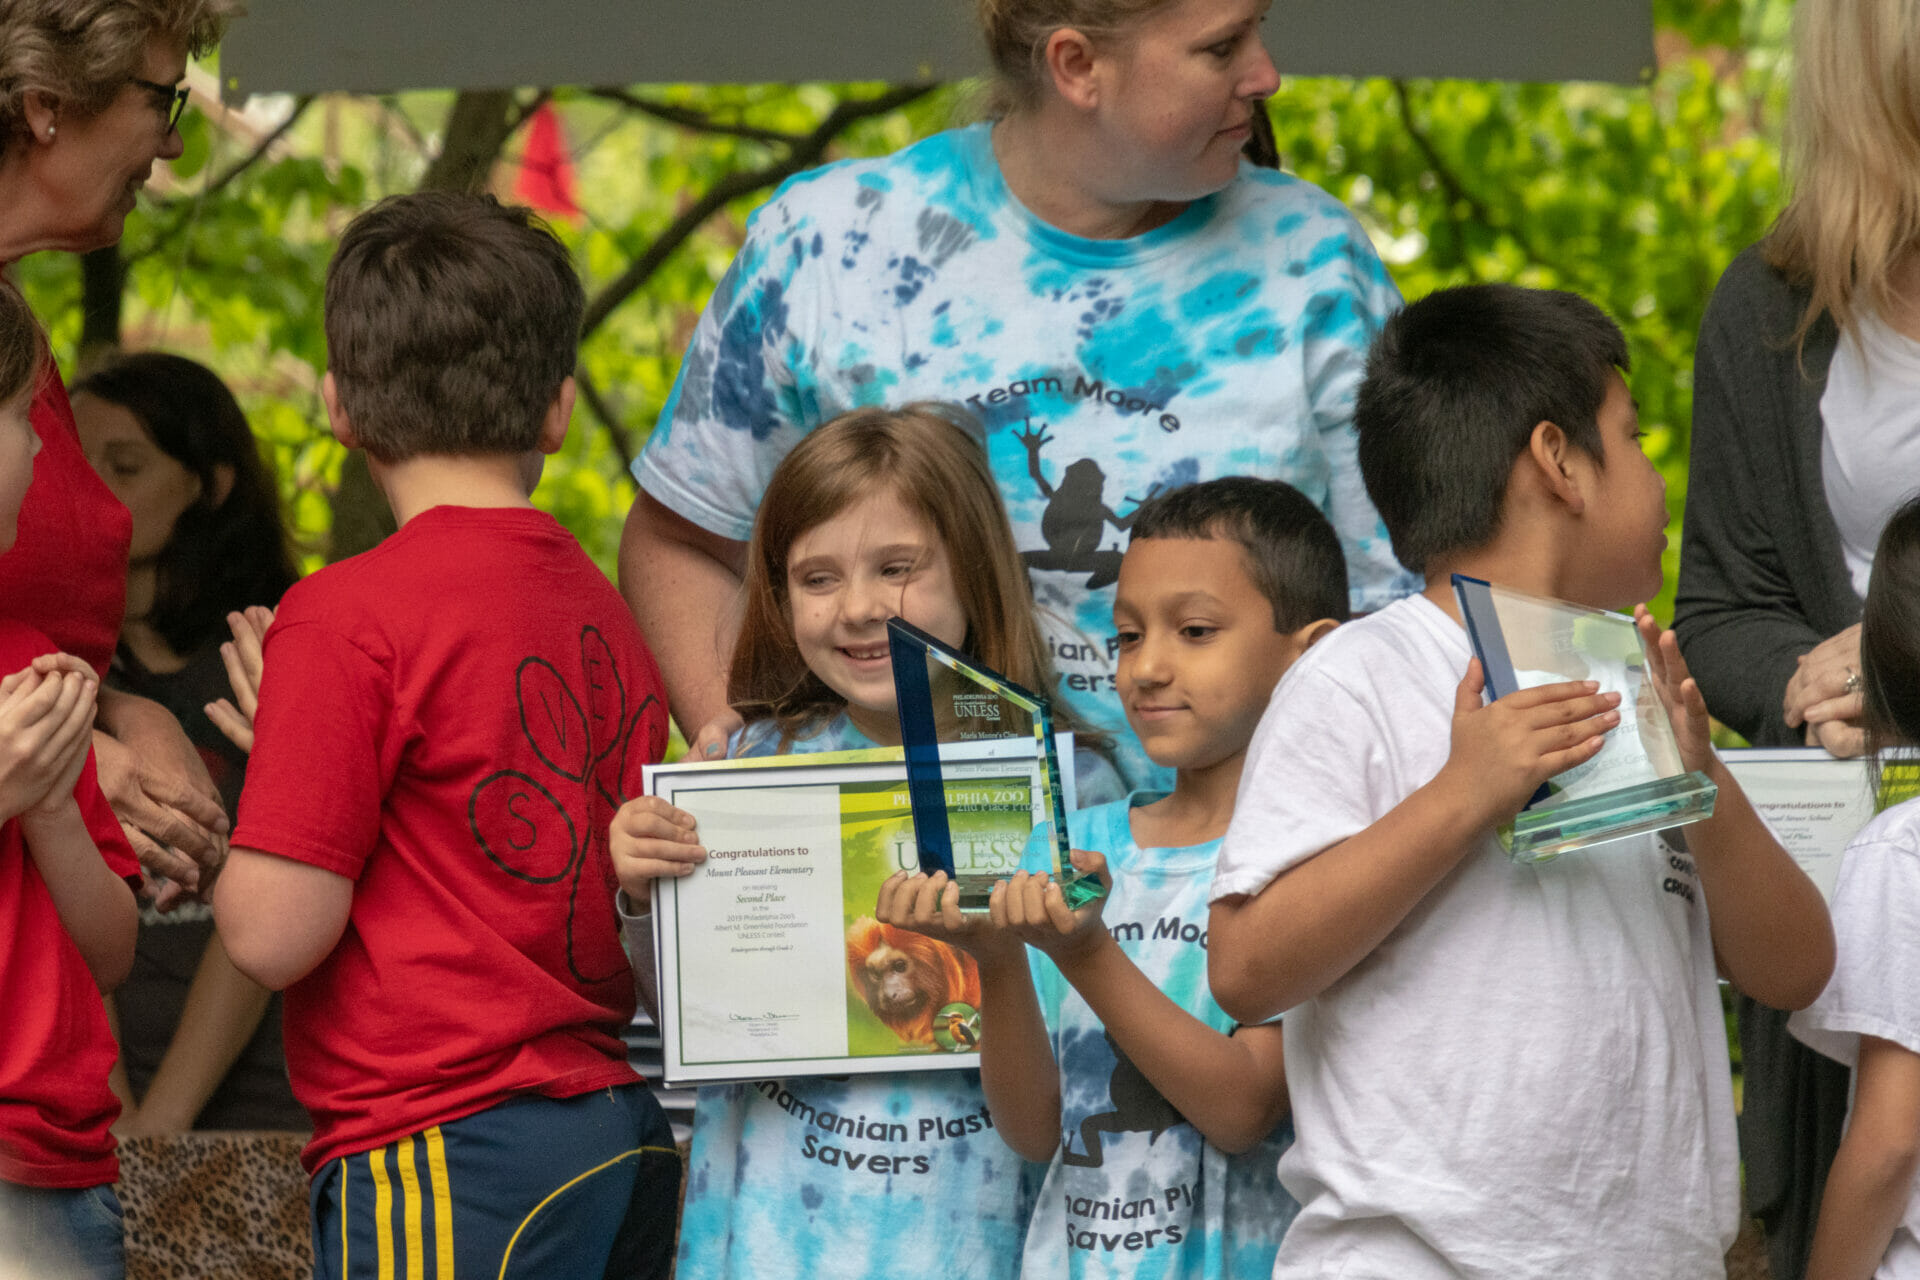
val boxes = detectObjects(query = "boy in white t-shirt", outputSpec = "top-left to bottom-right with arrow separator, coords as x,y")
1207,284 -> 1836,1279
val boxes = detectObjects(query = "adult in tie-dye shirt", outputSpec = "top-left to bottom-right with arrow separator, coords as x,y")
627,1 -> 1413,791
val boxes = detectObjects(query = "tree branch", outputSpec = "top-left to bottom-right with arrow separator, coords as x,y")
574,364 -> 636,473
588,88 -> 805,147
581,83 -> 934,339
1391,79 -> 1582,285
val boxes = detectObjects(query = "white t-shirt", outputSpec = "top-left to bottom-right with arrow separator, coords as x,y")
1790,797 -> 1920,1279
1820,309 -> 1920,597
1211,595 -> 1739,1278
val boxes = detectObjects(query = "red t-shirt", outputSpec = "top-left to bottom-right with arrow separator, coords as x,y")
0,621 -> 141,1188
232,506 -> 670,1172
0,356 -> 131,677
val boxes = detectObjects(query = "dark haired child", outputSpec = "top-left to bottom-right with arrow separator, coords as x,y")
880,476 -> 1344,1279
1209,283 -> 1835,1277
1793,493 -> 1920,1279
0,287 -> 142,1280
211,193 -> 679,1278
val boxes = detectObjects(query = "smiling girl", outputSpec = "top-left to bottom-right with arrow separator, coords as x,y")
614,405 -> 1119,1280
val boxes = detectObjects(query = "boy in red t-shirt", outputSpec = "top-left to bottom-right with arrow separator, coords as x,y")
213,193 -> 678,1279
0,289 -> 141,1280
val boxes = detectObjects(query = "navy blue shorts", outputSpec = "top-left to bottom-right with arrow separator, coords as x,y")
309,1084 -> 678,1280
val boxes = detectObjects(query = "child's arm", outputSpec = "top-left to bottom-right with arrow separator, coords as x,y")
115,934 -> 273,1134
1635,609 -> 1836,1009
1804,1035 -> 1920,1280
999,857 -> 1289,1154
212,849 -> 353,991
1210,665 -> 1620,1024
13,665 -> 138,990
876,870 -> 1062,1162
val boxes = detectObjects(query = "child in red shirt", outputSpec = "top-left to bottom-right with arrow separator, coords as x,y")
213,193 -> 678,1279
0,288 -> 141,1280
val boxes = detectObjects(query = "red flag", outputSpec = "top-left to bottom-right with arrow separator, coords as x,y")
513,101 -> 581,219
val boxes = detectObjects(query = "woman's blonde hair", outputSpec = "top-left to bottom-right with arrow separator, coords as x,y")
729,403 -> 1068,744
976,0 -> 1175,116
1765,0 -> 1920,346
0,0 -> 236,142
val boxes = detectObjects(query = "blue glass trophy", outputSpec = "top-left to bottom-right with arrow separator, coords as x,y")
887,617 -> 1104,911
1453,575 -> 1718,862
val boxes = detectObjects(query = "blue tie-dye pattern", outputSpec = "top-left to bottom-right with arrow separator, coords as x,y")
1019,797 -> 1298,1279
674,715 -> 1120,1280
638,123 -> 1418,791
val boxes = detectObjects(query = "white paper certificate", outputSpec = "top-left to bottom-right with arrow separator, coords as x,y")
646,739 -> 1074,1086
1720,748 -> 1880,902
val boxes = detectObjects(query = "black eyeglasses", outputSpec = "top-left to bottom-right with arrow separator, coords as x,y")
128,77 -> 190,133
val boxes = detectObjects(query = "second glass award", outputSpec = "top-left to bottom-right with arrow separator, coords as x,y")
888,617 -> 1105,911
1452,575 -> 1718,862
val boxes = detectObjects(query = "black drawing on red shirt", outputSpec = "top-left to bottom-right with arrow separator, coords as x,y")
1060,1031 -> 1185,1168
467,625 -> 665,984
1015,421 -> 1160,590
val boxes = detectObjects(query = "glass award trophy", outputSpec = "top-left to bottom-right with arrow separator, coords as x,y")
888,617 -> 1105,912
1452,574 -> 1718,862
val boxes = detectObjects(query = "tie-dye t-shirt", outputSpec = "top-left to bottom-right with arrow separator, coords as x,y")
675,711 -> 1043,1280
1022,796 -> 1297,1280
637,123 -> 1415,790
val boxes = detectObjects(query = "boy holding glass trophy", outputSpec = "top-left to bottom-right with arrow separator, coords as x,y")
881,478 -> 1346,1278
1208,285 -> 1835,1277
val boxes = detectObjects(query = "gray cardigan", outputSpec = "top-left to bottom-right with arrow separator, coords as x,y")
1674,244 -> 1861,746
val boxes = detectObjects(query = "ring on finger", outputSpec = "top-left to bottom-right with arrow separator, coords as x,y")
1844,666 -> 1862,695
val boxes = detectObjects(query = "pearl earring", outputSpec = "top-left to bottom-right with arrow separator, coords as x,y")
45,126 -> 55,140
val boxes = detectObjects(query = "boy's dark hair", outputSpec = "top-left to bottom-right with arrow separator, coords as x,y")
1862,493 -> 1920,770
1355,283 -> 1630,576
1128,477 -> 1351,629
323,192 -> 583,462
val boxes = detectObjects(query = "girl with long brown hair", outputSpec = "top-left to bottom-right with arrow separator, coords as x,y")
613,403 -> 1119,1280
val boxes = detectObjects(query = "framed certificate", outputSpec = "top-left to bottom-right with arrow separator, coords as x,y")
645,739 -> 1078,1086
1719,748 -> 1884,903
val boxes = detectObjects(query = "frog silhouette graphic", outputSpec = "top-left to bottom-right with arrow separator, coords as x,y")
1016,421 -> 1160,590
1060,1031 -> 1186,1168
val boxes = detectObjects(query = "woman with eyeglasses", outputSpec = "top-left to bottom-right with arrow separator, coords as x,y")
0,4 -> 237,1277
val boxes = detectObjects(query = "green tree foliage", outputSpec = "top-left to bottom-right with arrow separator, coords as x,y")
13,0 -> 1793,614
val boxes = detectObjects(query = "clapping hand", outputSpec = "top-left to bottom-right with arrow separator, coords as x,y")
205,606 -> 273,755
0,655 -> 98,823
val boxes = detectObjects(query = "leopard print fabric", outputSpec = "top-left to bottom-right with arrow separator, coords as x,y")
116,1132 -> 312,1280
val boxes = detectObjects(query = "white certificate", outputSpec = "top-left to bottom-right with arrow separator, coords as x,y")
1720,748 -> 1880,902
646,739 -> 1075,1086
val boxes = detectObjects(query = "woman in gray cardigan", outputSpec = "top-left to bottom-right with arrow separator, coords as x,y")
1676,3 -> 1920,1274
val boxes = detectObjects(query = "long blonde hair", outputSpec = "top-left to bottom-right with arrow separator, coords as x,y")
729,404 -> 1065,743
1765,0 -> 1920,346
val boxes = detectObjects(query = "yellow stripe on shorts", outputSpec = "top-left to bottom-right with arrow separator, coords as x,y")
424,1126 -> 454,1280
369,1143 -> 395,1280
397,1137 -> 424,1280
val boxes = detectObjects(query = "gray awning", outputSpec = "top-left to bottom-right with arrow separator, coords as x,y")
220,0 -> 1655,101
